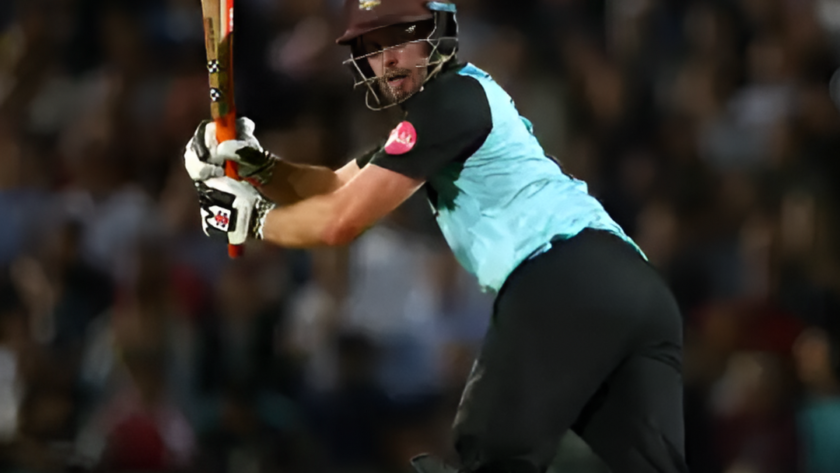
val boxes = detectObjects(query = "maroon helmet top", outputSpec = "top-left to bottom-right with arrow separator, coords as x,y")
336,0 -> 436,45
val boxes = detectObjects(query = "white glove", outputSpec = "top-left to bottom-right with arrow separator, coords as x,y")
184,118 -> 277,184
184,120 -> 224,181
196,177 -> 275,245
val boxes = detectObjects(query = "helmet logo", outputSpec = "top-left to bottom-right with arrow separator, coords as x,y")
359,0 -> 381,10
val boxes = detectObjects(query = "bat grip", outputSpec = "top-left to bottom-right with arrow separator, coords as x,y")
215,114 -> 245,259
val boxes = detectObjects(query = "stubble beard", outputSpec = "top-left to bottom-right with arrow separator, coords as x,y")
377,67 -> 427,105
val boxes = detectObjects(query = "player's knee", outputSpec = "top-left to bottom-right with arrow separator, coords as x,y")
411,454 -> 541,473
591,429 -> 687,473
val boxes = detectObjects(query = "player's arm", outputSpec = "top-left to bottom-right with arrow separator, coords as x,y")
335,159 -> 362,185
194,72 -> 492,248
195,164 -> 422,248
257,159 -> 361,205
263,163 -> 422,247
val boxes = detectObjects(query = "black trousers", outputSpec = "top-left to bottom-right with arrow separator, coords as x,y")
452,230 -> 687,473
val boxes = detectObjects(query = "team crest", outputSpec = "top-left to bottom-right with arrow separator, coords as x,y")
359,0 -> 381,10
385,121 -> 417,155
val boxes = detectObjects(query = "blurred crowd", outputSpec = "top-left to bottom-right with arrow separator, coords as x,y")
1,0 -> 840,472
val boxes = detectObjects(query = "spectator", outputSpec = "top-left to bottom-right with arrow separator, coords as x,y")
793,325 -> 840,473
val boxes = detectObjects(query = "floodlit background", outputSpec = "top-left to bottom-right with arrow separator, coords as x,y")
1,0 -> 840,472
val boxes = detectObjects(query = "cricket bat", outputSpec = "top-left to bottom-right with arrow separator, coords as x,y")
201,0 -> 243,258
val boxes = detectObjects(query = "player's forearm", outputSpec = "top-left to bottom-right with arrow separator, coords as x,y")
260,193 -> 362,248
257,160 -> 343,205
258,163 -> 416,248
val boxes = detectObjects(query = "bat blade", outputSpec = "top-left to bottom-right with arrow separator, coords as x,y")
201,0 -> 243,258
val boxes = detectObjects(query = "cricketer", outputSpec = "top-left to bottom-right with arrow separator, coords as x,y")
183,1 -> 688,472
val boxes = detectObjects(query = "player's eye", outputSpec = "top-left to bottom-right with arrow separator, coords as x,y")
365,42 -> 383,54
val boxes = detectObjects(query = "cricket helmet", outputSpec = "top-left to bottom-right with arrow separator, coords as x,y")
337,0 -> 459,110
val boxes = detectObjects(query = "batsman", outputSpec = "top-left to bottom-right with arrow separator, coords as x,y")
184,1 -> 688,472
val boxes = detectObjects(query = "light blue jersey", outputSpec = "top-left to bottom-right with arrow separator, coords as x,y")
427,64 -> 644,292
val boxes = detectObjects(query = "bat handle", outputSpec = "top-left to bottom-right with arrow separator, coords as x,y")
216,114 -> 245,259
225,160 -> 244,258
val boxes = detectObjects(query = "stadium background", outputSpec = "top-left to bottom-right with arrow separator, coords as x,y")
1,0 -> 840,472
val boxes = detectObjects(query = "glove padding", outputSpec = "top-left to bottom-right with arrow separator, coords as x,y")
197,177 -> 275,245
184,117 -> 277,184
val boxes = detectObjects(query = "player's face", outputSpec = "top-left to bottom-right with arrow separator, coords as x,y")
361,24 -> 432,104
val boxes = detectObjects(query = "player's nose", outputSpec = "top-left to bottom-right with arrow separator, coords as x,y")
382,48 -> 400,68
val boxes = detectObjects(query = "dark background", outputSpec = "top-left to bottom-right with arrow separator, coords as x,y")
1,0 -> 840,472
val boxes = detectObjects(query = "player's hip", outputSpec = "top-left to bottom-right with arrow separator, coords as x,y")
493,228 -> 683,355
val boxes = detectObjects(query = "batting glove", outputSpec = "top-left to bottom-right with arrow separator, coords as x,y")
184,120 -> 225,181
184,117 -> 277,185
196,177 -> 275,245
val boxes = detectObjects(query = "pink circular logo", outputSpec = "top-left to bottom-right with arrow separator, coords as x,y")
384,121 -> 417,155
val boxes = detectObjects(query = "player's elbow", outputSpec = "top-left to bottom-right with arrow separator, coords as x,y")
321,217 -> 363,247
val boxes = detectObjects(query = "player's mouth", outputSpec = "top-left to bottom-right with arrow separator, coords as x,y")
386,72 -> 410,88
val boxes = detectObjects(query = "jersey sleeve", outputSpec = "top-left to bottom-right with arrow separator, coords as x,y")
367,73 -> 493,180
355,142 -> 384,168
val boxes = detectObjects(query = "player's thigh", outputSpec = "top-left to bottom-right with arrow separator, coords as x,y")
573,351 -> 688,473
451,324 -> 617,473
452,277 -> 636,469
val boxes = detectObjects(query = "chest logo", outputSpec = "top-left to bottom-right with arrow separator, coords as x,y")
385,121 -> 417,155
359,0 -> 381,10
